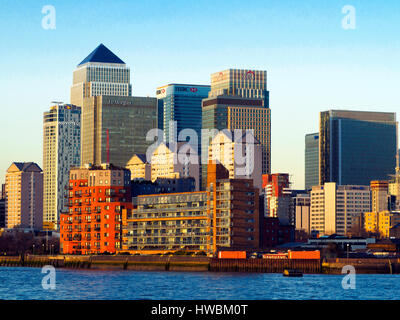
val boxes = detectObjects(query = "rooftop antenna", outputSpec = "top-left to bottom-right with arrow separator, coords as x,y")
106,129 -> 110,164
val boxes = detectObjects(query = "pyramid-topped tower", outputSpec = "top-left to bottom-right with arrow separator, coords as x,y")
77,43 -> 125,66
70,44 -> 131,107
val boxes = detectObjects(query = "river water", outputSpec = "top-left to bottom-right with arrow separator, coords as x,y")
0,267 -> 398,300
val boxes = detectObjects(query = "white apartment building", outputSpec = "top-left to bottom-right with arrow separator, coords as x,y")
150,142 -> 199,190
208,130 -> 262,191
310,182 -> 371,236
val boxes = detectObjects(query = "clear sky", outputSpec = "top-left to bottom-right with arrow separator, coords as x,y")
0,0 -> 399,188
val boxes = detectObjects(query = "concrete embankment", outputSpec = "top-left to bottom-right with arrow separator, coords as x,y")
1,256 -> 400,274
0,255 -> 211,272
322,258 -> 400,274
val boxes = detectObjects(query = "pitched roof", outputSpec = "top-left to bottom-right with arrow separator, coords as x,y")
78,44 -> 125,66
7,162 -> 42,173
126,154 -> 148,165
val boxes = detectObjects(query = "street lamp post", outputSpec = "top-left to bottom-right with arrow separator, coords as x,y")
347,243 -> 349,259
32,244 -> 35,255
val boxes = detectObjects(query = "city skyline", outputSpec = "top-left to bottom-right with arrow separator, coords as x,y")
1,0 -> 400,189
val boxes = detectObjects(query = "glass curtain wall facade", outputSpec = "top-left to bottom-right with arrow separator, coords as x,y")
319,110 -> 398,186
156,84 -> 210,154
81,96 -> 157,167
305,133 -> 319,190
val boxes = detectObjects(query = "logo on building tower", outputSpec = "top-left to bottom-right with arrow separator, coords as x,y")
243,70 -> 255,80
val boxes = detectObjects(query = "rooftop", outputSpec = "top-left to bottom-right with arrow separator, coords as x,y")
78,44 -> 125,66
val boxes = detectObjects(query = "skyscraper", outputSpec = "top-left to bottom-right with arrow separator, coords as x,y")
80,95 -> 157,167
72,45 -> 157,167
156,84 -> 210,153
319,110 -> 398,186
5,162 -> 43,229
43,104 -> 81,230
305,133 -> 319,190
70,44 -> 132,107
201,69 -> 270,188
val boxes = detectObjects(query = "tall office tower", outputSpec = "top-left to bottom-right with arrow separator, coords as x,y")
150,142 -> 200,190
370,181 -> 390,213
310,182 -> 371,236
5,162 -> 43,229
319,110 -> 398,186
262,173 -> 292,224
156,84 -> 210,152
43,104 -> 81,230
305,133 -> 319,190
70,44 -> 132,107
208,130 -> 262,191
201,69 -> 270,189
80,95 -> 157,167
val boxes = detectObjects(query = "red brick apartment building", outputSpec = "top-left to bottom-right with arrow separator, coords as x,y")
60,164 -> 132,254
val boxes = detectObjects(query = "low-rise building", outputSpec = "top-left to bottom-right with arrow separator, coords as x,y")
364,210 -> 400,238
126,154 -> 151,180
122,191 -> 210,254
5,162 -> 43,229
121,162 -> 260,255
131,177 -> 196,197
150,142 -> 199,190
307,234 -> 376,250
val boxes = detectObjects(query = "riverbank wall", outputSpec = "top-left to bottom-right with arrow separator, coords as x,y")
1,255 -> 400,274
322,258 -> 400,274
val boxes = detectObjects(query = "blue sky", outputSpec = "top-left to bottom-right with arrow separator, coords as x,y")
0,0 -> 399,188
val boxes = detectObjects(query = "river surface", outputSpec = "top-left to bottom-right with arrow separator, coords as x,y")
0,267 -> 398,300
